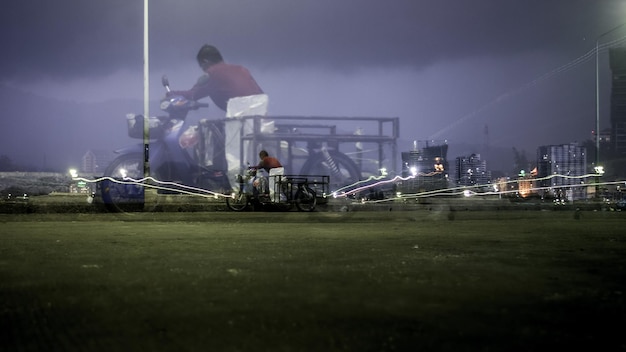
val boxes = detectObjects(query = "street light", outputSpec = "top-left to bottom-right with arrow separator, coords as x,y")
595,22 -> 626,168
595,23 -> 626,198
143,0 -> 150,178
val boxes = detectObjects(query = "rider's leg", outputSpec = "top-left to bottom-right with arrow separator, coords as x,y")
258,177 -> 268,195
268,167 -> 285,202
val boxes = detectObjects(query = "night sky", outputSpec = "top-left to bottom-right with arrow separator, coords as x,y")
1,0 -> 625,170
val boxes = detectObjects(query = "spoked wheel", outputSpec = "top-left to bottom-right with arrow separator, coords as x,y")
300,150 -> 361,192
100,152 -> 146,212
295,186 -> 317,212
226,190 -> 249,211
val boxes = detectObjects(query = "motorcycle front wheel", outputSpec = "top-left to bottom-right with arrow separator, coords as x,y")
295,186 -> 317,212
100,152 -> 145,212
225,190 -> 249,211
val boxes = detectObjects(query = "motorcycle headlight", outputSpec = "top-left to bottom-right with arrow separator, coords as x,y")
159,100 -> 171,110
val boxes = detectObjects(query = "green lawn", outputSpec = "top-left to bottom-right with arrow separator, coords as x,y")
1,211 -> 625,351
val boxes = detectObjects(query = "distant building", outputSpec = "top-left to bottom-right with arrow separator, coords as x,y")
536,143 -> 587,201
81,150 -> 114,174
455,153 -> 490,187
599,128 -> 611,145
609,48 -> 626,157
399,140 -> 448,192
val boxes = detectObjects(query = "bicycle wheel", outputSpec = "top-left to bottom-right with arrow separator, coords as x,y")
295,186 -> 317,212
226,190 -> 248,211
100,152 -> 145,212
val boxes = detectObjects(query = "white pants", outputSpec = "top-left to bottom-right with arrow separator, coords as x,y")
268,167 -> 285,202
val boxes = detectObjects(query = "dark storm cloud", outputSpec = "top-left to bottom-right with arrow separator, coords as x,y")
1,0 -> 143,80
2,0 -> 625,170
1,0 -> 620,81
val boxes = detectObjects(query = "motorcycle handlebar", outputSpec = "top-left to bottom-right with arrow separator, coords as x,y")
188,101 -> 209,110
162,75 -> 171,92
162,75 -> 209,110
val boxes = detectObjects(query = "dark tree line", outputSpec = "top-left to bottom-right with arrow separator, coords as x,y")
0,155 -> 55,172
0,155 -> 15,171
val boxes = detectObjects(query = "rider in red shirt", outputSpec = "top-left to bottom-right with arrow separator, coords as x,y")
169,44 -> 263,111
257,150 -> 282,172
254,150 -> 283,195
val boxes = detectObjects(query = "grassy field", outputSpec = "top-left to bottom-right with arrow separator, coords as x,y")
1,211 -> 625,351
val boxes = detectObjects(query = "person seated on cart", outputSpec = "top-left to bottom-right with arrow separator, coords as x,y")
253,150 -> 285,201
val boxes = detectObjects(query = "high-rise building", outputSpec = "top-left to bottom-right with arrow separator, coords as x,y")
81,150 -> 114,174
536,143 -> 587,201
455,153 -> 490,187
399,141 -> 448,192
609,48 -> 626,157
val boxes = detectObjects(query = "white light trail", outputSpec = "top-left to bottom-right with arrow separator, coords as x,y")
72,176 -> 232,199
71,172 -> 624,206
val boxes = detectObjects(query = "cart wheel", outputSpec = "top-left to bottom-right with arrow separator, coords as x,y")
226,191 -> 248,211
295,186 -> 317,212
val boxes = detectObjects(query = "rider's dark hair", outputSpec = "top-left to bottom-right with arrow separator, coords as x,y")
259,150 -> 269,158
197,44 -> 223,68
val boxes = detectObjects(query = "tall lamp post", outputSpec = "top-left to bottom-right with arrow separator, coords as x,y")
143,0 -> 150,178
595,23 -> 626,198
596,23 -> 626,169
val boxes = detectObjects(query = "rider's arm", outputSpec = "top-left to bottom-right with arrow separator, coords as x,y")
256,160 -> 269,173
168,75 -> 212,101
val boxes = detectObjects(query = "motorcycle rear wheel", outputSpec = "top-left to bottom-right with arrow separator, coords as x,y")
299,150 -> 361,192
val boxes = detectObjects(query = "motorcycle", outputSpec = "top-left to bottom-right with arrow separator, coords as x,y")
100,75 -> 362,212
225,166 -> 324,212
99,76 -> 230,212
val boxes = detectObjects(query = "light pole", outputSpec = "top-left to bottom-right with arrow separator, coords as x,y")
595,23 -> 626,169
595,23 -> 626,198
142,0 -> 152,210
143,0 -> 150,178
